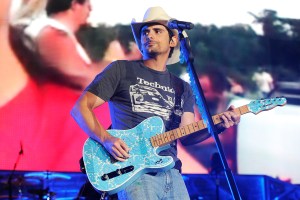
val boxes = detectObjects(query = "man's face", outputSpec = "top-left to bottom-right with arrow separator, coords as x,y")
74,0 -> 92,25
140,24 -> 173,58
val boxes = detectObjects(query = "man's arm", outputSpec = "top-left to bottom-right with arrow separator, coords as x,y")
37,27 -> 102,89
71,91 -> 130,161
180,105 -> 240,146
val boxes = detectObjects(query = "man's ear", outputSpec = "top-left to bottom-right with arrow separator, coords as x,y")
170,35 -> 178,47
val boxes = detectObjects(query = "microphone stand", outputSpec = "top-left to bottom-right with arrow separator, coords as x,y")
210,152 -> 224,200
8,142 -> 23,200
177,29 -> 241,199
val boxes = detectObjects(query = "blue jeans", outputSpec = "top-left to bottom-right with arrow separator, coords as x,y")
117,169 -> 190,200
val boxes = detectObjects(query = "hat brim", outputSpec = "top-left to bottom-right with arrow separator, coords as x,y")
131,19 -> 184,65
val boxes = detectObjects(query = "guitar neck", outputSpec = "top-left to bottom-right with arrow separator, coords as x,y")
150,105 -> 250,147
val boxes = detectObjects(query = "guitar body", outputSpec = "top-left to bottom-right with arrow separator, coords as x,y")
83,116 -> 175,194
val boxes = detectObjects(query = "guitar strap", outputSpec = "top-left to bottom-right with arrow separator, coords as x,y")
169,74 -> 184,130
169,74 -> 184,148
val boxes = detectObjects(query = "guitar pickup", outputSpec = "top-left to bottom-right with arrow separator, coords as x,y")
101,166 -> 134,181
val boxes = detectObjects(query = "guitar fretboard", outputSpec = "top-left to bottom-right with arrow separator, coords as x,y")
150,105 -> 249,147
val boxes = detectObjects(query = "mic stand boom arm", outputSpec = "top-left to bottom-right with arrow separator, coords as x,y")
177,29 -> 241,200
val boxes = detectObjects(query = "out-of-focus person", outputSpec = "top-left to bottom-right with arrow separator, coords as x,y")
252,67 -> 274,98
0,0 -> 111,171
11,0 -> 103,90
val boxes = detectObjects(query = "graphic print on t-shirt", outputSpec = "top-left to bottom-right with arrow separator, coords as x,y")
129,77 -> 175,120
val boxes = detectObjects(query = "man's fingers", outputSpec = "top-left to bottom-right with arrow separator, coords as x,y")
119,141 -> 130,158
103,136 -> 130,161
111,151 -> 126,161
112,140 -> 130,159
221,113 -> 234,128
227,105 -> 235,111
227,105 -> 241,124
218,105 -> 241,130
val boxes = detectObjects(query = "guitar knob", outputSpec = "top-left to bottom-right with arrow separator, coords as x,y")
101,174 -> 109,180
117,169 -> 122,175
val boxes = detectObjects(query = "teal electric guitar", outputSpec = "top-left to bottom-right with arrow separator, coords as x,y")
83,97 -> 286,194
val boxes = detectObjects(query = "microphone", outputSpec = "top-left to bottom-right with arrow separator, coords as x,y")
168,19 -> 194,30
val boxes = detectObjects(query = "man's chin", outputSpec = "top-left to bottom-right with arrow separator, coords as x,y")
145,51 -> 157,58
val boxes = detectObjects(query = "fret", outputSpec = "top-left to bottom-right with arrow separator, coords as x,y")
187,124 -> 195,135
162,133 -> 167,143
176,128 -> 182,137
212,114 -> 222,124
152,135 -> 157,146
238,105 -> 249,115
164,132 -> 170,143
197,120 -> 206,130
150,137 -> 157,147
183,126 -> 190,135
192,122 -> 201,132
155,138 -> 158,146
175,129 -> 180,139
179,127 -> 186,137
161,133 -> 171,146
169,130 -> 176,141
154,135 -> 160,146
159,133 -> 165,144
163,132 -> 169,143
158,134 -> 165,144
151,136 -> 159,147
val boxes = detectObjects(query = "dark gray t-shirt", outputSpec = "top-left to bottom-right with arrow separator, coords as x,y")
86,60 -> 195,170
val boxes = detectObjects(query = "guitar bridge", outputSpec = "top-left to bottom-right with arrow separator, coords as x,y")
101,166 -> 134,181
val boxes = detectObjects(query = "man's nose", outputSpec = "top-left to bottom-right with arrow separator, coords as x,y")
146,30 -> 154,39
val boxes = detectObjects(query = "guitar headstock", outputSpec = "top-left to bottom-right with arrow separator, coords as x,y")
248,97 -> 287,114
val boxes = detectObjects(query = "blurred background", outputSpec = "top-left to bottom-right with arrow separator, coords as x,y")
1,0 -> 300,199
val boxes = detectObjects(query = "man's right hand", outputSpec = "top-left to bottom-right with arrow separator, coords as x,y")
102,134 -> 130,162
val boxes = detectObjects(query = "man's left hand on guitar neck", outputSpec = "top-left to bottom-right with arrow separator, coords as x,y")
217,105 -> 240,130
180,105 -> 240,146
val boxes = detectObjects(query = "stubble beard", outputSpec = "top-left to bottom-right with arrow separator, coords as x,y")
143,47 -> 159,59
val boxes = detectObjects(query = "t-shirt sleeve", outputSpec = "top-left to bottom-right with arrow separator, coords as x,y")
85,61 -> 123,101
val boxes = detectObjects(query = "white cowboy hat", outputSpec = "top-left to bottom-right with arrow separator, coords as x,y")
131,6 -> 187,65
